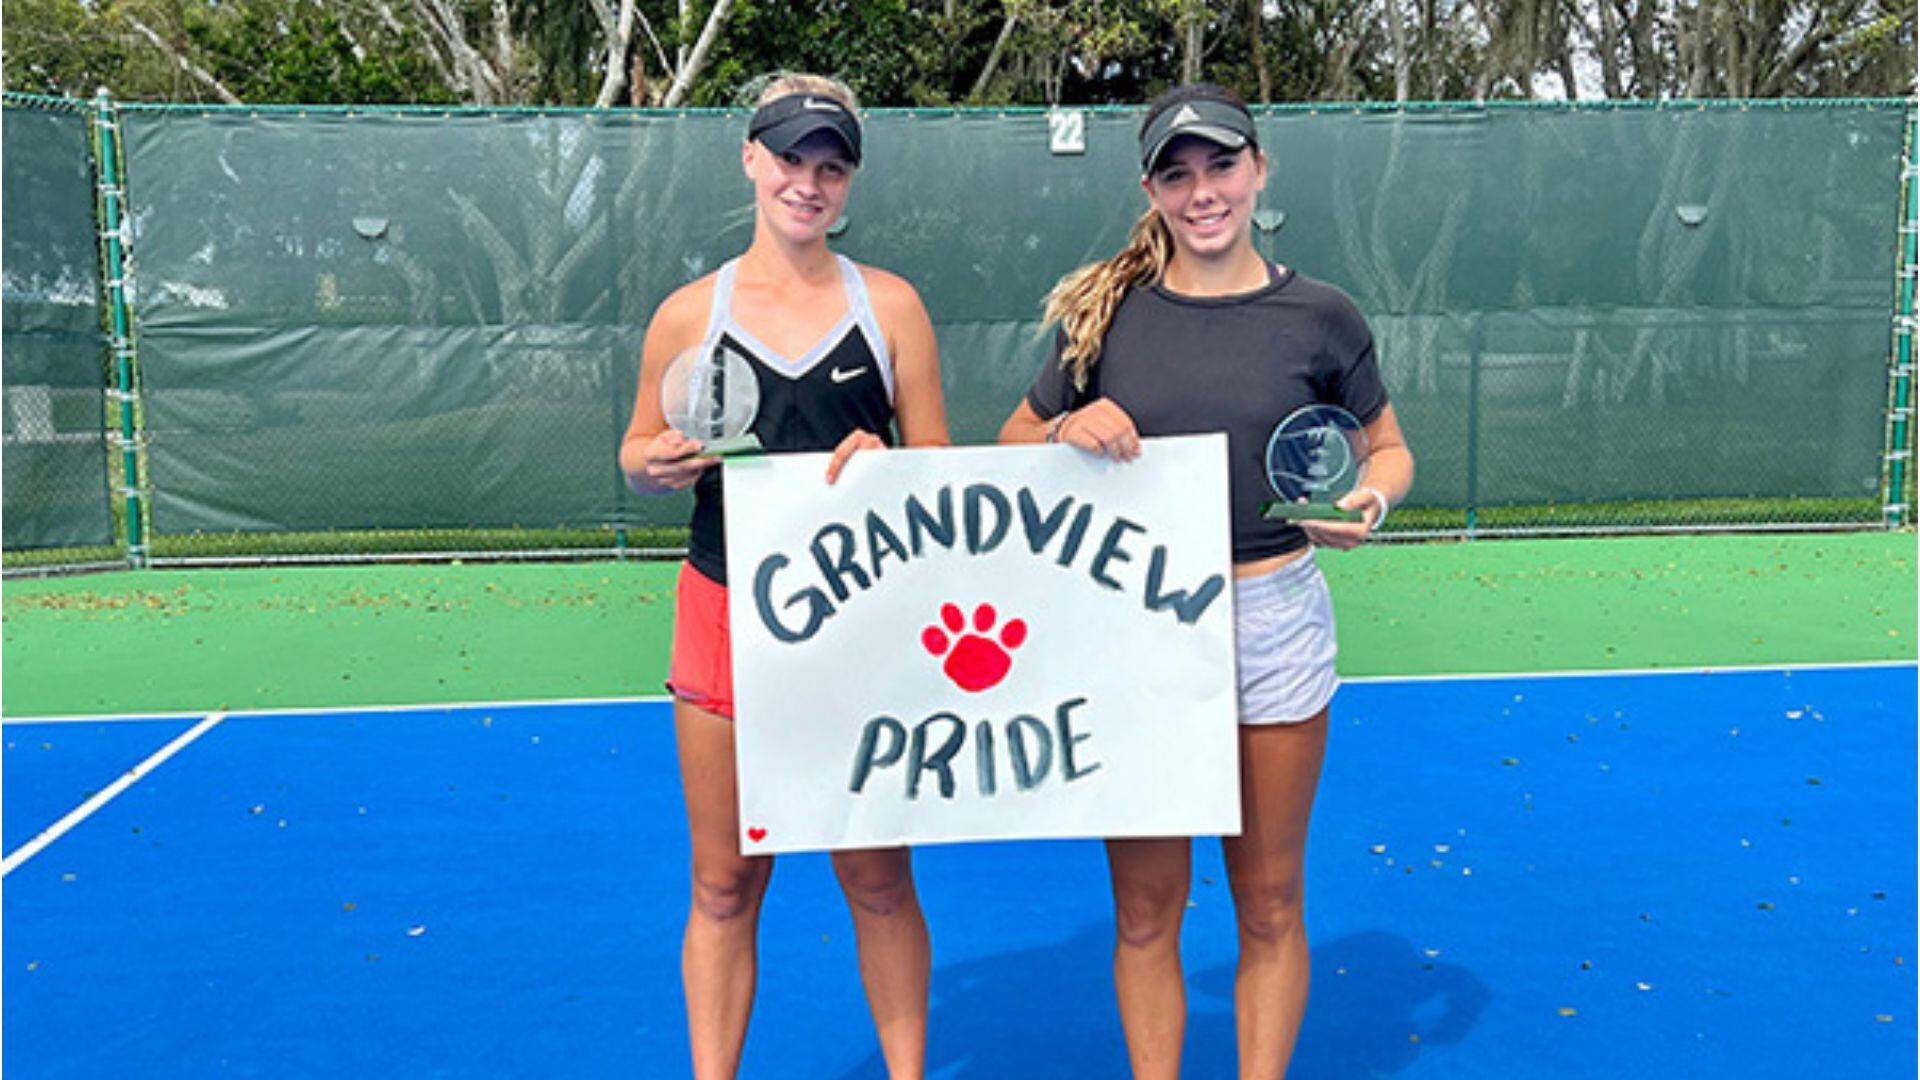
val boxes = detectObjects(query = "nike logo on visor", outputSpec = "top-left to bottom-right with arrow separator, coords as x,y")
803,98 -> 842,112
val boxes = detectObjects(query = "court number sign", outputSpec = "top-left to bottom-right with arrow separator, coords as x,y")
1048,108 -> 1086,155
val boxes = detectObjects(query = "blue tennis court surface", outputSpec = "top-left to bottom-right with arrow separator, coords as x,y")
5,665 -> 1914,1078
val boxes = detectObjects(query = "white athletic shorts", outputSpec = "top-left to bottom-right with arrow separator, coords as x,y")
1234,552 -> 1339,726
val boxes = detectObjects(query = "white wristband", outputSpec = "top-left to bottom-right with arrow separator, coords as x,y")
1355,485 -> 1390,530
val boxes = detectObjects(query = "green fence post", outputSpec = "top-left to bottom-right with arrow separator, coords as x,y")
1887,104 -> 1917,529
1465,319 -> 1482,538
93,89 -> 147,567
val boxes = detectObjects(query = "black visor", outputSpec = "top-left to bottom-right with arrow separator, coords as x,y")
747,93 -> 862,165
1139,98 -> 1257,173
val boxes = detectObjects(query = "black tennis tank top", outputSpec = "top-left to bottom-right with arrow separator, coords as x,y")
687,256 -> 897,584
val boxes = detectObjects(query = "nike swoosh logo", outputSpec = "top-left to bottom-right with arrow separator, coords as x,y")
803,98 -> 841,112
830,365 -> 867,383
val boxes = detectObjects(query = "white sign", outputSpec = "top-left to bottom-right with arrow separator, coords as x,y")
1048,108 -> 1087,155
723,436 -> 1239,853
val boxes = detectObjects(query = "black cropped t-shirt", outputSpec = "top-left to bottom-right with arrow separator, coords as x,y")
1025,266 -> 1388,563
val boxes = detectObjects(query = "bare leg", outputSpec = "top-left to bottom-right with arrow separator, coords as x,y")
675,701 -> 774,1080
831,847 -> 930,1079
1106,836 -> 1192,1079
1220,710 -> 1328,1080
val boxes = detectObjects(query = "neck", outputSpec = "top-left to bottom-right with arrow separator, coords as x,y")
742,224 -> 837,284
1161,241 -> 1269,297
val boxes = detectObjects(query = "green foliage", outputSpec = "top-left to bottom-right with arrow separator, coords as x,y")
184,1 -> 458,104
3,2 -> 1914,109
2,0 -> 130,98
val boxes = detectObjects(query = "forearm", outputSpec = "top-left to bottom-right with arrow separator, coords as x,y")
1360,446 -> 1414,510
999,405 -> 1053,445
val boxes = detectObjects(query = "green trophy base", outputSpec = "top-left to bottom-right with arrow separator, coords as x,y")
697,433 -> 764,459
1260,500 -> 1363,523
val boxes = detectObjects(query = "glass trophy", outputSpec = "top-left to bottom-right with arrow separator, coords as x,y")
661,341 -> 762,458
1260,404 -> 1369,522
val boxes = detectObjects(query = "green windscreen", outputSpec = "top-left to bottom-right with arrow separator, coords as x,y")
2,104 -> 114,551
106,103 -> 1907,544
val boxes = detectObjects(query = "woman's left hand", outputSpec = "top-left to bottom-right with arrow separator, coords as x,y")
825,429 -> 886,484
1297,487 -> 1384,551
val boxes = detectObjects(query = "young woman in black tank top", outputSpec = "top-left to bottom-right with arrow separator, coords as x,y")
618,74 -> 949,1080
1002,85 -> 1415,1079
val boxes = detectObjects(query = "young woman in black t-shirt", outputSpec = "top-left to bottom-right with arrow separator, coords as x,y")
1002,84 -> 1415,1079
619,73 -> 950,1080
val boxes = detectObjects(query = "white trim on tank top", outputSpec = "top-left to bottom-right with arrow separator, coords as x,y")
700,256 -> 896,401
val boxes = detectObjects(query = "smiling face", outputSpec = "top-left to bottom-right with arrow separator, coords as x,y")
1142,135 -> 1268,264
743,129 -> 856,245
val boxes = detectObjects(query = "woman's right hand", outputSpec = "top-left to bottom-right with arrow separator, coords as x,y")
638,428 -> 719,491
1054,399 -> 1143,462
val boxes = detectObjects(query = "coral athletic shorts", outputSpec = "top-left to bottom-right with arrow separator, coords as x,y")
666,561 -> 734,720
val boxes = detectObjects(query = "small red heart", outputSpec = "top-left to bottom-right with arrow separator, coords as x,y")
746,827 -> 768,842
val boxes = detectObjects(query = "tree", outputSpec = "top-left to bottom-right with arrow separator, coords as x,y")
4,0 -> 1913,106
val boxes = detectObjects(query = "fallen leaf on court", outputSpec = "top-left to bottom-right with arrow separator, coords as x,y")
1558,1007 -> 1577,1018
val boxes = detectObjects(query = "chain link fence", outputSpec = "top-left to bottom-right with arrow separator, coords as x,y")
3,96 -> 1914,572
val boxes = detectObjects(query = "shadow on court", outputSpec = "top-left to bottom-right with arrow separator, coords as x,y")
825,926 -> 1488,1078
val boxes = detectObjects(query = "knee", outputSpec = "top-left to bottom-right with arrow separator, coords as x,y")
834,853 -> 916,919
1112,882 -> 1187,951
690,858 -> 769,924
1234,874 -> 1305,947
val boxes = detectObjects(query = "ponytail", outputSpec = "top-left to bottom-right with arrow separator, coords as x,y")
1041,208 -> 1174,392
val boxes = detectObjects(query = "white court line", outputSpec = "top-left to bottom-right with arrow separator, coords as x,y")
1,712 -> 228,877
1344,658 -> 1917,686
2,693 -> 674,727
2,660 -> 1913,728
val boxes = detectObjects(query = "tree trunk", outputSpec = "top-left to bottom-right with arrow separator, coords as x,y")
969,13 -> 1020,102
125,16 -> 243,104
1686,1 -> 1713,97
663,0 -> 737,107
1623,0 -> 1660,96
1555,42 -> 1579,100
1591,0 -> 1624,98
1247,0 -> 1272,103
595,0 -> 640,107
1182,2 -> 1204,84
1385,0 -> 1412,102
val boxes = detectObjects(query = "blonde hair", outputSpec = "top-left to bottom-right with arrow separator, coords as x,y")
1042,207 -> 1174,391
754,73 -> 860,113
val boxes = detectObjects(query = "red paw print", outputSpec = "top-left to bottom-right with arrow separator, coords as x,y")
922,603 -> 1027,693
